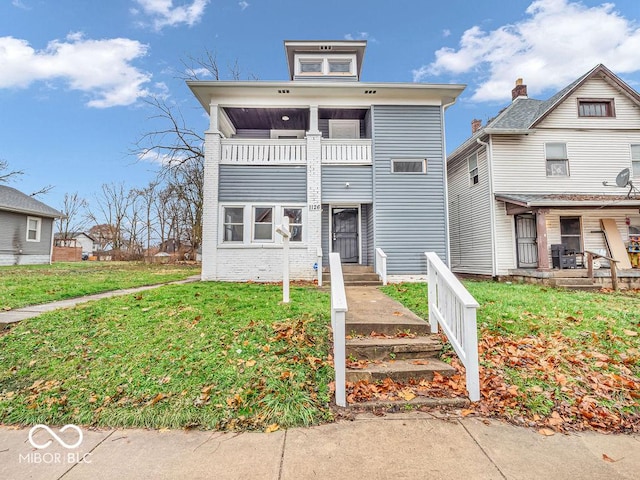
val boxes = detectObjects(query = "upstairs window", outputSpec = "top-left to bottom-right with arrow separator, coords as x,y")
468,153 -> 479,185
295,54 -> 356,77
328,60 -> 352,74
299,60 -> 322,74
26,217 -> 41,242
632,144 -> 640,178
545,142 -> 569,177
392,159 -> 427,174
578,98 -> 615,117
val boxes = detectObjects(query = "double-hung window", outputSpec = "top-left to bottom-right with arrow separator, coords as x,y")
222,207 -> 244,242
253,207 -> 273,242
26,217 -> 41,242
283,208 -> 303,242
545,143 -> 569,177
468,153 -> 479,185
632,144 -> 640,178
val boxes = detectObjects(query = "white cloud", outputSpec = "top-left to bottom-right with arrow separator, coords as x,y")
344,32 -> 375,42
415,0 -> 640,101
442,29 -> 451,38
133,0 -> 210,31
239,1 -> 249,10
0,33 -> 152,108
12,0 -> 30,10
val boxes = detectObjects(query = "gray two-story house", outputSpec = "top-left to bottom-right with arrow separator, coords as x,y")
188,40 -> 464,281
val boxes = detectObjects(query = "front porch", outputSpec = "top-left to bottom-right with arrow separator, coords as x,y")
506,267 -> 640,289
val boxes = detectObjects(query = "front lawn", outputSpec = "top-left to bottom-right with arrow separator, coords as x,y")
382,281 -> 640,433
0,262 -> 200,310
0,282 -> 333,431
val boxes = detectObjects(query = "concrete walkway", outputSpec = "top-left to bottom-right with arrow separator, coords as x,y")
1,412 -> 638,479
0,276 -> 201,324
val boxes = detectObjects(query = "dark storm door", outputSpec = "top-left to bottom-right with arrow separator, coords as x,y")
332,208 -> 359,263
515,214 -> 538,268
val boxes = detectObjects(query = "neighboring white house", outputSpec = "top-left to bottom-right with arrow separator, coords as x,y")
447,64 -> 640,278
188,40 -> 465,282
0,185 -> 63,266
54,232 -> 98,256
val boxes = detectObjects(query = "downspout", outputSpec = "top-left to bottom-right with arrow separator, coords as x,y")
476,136 -> 498,277
441,99 -> 456,268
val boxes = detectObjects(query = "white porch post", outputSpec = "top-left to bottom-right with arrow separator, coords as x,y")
201,103 -> 222,280
307,105 -> 323,277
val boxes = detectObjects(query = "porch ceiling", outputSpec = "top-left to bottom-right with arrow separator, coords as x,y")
496,192 -> 640,209
225,107 -> 308,130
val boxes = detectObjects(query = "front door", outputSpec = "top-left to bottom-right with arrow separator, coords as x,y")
332,208 -> 359,263
515,214 -> 538,268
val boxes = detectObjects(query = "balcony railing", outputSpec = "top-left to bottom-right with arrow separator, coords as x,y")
321,139 -> 372,164
220,139 -> 306,165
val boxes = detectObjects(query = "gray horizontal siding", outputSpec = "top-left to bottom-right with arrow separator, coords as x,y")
372,105 -> 447,274
0,211 -> 52,256
233,129 -> 270,139
219,165 -> 307,202
321,166 -> 372,203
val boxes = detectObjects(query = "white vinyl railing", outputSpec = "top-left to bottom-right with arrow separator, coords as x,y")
329,252 -> 347,407
375,247 -> 387,285
424,252 -> 480,402
220,139 -> 306,164
316,247 -> 323,287
321,139 -> 372,164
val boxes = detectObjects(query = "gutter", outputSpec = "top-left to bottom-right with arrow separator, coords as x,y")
442,96 -> 459,268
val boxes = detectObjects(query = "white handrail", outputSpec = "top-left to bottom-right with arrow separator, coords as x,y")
375,247 -> 388,285
329,252 -> 347,407
316,247 -> 323,287
220,139 -> 306,164
424,252 -> 480,402
321,139 -> 372,164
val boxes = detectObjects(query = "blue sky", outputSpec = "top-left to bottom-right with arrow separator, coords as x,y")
1,0 -> 640,214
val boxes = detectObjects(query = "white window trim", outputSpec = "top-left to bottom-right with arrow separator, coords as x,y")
252,206 -> 275,243
26,216 -> 41,242
219,203 -> 307,246
468,153 -> 479,185
391,158 -> 427,174
294,54 -> 356,77
282,206 -> 304,243
631,144 -> 640,178
221,206 -> 245,243
545,142 -> 570,177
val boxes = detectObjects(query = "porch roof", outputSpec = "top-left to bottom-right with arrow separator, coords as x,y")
495,192 -> 640,209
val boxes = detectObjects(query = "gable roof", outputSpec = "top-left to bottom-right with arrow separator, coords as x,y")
0,185 -> 63,218
450,64 -> 640,159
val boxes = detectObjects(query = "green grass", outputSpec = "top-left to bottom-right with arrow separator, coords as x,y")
0,282 -> 332,431
382,281 -> 640,431
0,262 -> 200,310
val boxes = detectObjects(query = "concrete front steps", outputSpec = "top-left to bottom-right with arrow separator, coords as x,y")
343,287 -> 465,408
549,275 -> 600,290
323,264 -> 382,287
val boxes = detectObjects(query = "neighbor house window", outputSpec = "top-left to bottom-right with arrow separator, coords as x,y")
26,216 -> 41,242
391,159 -> 427,174
545,143 -> 569,176
253,207 -> 273,242
222,207 -> 244,242
632,144 -> 640,178
578,98 -> 615,117
560,216 -> 582,252
283,208 -> 303,242
468,153 -> 479,185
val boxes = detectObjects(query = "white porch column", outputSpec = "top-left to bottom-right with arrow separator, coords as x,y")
201,103 -> 222,280
306,105 -> 322,273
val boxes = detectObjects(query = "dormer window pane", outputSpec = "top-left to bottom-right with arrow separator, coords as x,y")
300,61 -> 322,73
329,60 -> 351,74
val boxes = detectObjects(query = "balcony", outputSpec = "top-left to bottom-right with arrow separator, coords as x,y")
220,138 -> 372,165
221,139 -> 307,165
321,139 -> 372,164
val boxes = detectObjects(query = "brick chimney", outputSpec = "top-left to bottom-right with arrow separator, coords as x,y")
511,78 -> 527,101
471,118 -> 482,134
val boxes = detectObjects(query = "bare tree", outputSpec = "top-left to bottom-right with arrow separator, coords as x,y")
57,192 -> 89,239
88,182 -> 134,255
0,159 -> 23,183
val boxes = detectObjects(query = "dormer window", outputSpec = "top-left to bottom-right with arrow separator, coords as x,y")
295,54 -> 356,78
578,98 -> 615,117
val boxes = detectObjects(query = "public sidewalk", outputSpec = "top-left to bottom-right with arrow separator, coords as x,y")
1,412 -> 638,479
0,276 -> 201,325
